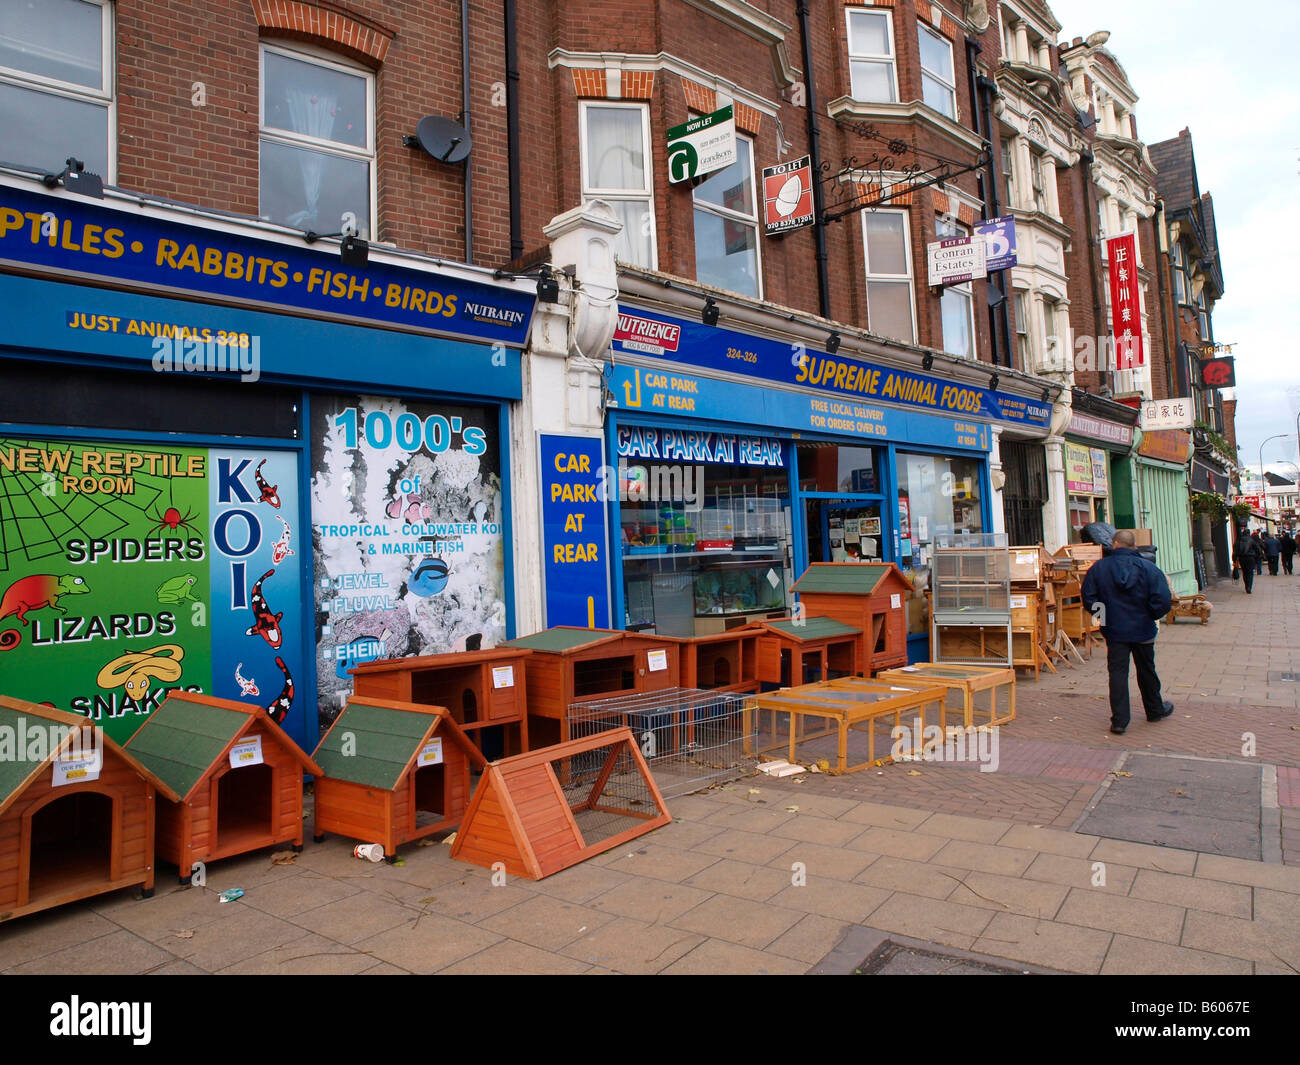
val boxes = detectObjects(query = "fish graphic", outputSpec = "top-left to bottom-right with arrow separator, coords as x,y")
407,557 -> 450,597
255,459 -> 281,509
272,516 -> 295,565
235,662 -> 259,697
265,656 -> 294,723
246,569 -> 284,648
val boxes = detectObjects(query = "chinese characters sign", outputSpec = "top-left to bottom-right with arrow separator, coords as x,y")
1140,398 -> 1193,431
1105,233 -> 1144,369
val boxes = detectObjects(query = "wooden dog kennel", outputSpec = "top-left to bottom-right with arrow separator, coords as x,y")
0,696 -> 179,923
125,690 -> 322,883
790,562 -> 912,673
740,616 -> 863,688
312,696 -> 485,857
680,629 -> 761,694
350,647 -> 531,759
451,727 -> 670,879
503,627 -> 682,748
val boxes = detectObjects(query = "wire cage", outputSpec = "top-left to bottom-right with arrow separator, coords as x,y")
567,687 -> 756,798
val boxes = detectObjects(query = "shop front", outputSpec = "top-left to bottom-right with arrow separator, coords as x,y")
599,302 -> 1053,660
1191,452 -> 1234,579
1063,407 -> 1136,543
1135,429 -> 1195,596
0,176 -> 534,752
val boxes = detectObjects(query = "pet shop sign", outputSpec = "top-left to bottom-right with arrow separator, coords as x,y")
0,437 -> 304,748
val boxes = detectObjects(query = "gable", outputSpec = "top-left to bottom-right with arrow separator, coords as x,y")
125,699 -> 248,800
313,701 -> 437,790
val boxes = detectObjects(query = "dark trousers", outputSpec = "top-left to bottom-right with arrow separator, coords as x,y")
1284,552 -> 1295,575
1241,563 -> 1255,593
1268,555 -> 1280,576
1106,639 -> 1164,729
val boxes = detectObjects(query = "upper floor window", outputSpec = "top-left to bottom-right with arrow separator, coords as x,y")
1197,290 -> 1210,340
918,25 -> 956,119
693,136 -> 760,298
1042,294 -> 1060,368
846,8 -> 898,103
1013,291 -> 1030,370
1171,240 -> 1189,304
862,209 -> 915,343
260,44 -> 374,238
936,214 -> 973,358
1030,150 -> 1052,214
1000,138 -> 1016,208
0,0 -> 112,177
580,101 -> 656,269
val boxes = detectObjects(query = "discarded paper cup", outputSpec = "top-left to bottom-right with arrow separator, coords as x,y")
354,843 -> 385,862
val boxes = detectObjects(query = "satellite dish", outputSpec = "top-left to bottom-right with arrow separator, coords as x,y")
404,115 -> 472,164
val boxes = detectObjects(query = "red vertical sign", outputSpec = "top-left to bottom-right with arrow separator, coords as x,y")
1105,233 -> 1144,369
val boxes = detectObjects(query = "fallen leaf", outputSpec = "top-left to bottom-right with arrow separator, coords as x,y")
748,788 -> 761,795
418,896 -> 438,904
417,838 -> 436,847
907,769 -> 922,776
173,929 -> 195,940
1111,771 -> 1132,777
1170,789 -> 1187,796
785,805 -> 799,813
270,851 -> 297,866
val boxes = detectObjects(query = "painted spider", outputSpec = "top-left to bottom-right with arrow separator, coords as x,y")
147,502 -> 201,536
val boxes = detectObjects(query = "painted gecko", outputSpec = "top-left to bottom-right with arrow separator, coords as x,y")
255,459 -> 281,508
0,574 -> 89,650
245,569 -> 284,649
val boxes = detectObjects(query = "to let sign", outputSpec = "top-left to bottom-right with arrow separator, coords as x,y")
975,215 -> 1017,271
927,236 -> 987,286
762,155 -> 814,235
1140,398 -> 1193,431
1105,233 -> 1144,368
668,105 -> 736,184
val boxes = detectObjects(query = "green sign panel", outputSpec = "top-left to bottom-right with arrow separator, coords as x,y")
667,105 -> 737,184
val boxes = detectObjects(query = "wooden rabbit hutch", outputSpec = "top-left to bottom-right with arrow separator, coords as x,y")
350,647 -> 531,760
311,696 -> 485,856
0,696 -> 179,923
124,691 -> 322,883
790,563 -> 912,673
503,628 -> 682,748
680,629 -> 761,694
452,727 -> 670,880
741,616 -> 863,688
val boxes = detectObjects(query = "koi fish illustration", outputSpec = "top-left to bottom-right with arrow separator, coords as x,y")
235,662 -> 259,697
272,516 -> 295,565
265,656 -> 294,723
246,569 -> 284,649
255,459 -> 281,509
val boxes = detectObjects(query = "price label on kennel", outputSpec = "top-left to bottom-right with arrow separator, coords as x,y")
647,650 -> 669,672
52,749 -> 103,787
229,736 -> 264,768
492,665 -> 515,688
417,739 -> 444,766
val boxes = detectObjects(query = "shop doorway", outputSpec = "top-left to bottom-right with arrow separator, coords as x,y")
803,498 -> 886,564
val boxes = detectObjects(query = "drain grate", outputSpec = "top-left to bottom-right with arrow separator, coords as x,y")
857,940 -> 1027,975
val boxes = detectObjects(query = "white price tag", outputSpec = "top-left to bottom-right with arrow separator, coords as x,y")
890,593 -> 901,609
1016,552 -> 1036,565
647,649 -> 668,672
52,747 -> 102,788
1010,595 -> 1028,609
229,735 -> 264,769
417,739 -> 444,766
492,665 -> 515,688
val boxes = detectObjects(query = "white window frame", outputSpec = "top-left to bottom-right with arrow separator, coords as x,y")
918,24 -> 957,120
845,6 -> 899,104
1030,149 -> 1051,214
692,133 -> 762,299
1013,290 -> 1031,371
861,208 -> 917,344
1000,137 -> 1017,210
578,99 -> 658,270
1041,294 -> 1060,370
258,41 -> 376,237
0,0 -> 115,180
935,214 -> 975,358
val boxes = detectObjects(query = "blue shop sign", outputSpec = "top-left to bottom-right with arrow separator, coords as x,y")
538,434 -> 611,629
0,182 -> 534,347
611,306 -> 1049,428
608,365 -> 991,452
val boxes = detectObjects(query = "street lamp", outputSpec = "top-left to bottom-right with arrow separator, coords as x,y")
1260,433 -> 1288,533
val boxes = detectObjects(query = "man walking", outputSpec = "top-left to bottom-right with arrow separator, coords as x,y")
1082,529 -> 1174,735
1265,532 -> 1282,576
1233,526 -> 1261,594
1280,529 -> 1295,575
1253,530 -> 1265,576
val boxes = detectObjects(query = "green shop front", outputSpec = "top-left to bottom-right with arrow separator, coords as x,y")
602,305 -> 1053,661
1134,429 -> 1196,596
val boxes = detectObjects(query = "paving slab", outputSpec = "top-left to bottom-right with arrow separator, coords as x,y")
1101,934 -> 1253,975
1129,869 -> 1253,918
5,928 -> 179,975
767,841 -> 877,881
1180,910 -> 1300,968
587,878 -> 715,923
560,917 -> 702,974
973,912 -> 1112,974
854,856 -> 971,900
864,892 -> 997,951
659,937 -> 808,975
684,858 -> 793,902
356,913 -> 502,974
766,880 -> 891,924
1056,888 -> 1186,943
946,871 -> 1069,920
478,894 -> 615,951
670,893 -> 804,949
438,939 -> 594,975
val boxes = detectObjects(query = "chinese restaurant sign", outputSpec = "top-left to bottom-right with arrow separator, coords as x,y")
1105,233 -> 1144,369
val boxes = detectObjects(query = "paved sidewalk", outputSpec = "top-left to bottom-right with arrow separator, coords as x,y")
1,572 -> 1296,975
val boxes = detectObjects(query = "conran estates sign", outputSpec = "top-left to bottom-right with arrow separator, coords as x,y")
926,236 -> 987,286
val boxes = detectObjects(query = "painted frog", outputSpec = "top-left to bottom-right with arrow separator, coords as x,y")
156,574 -> 199,603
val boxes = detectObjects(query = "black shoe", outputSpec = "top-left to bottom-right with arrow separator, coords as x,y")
1148,702 -> 1175,722
1110,725 -> 1127,735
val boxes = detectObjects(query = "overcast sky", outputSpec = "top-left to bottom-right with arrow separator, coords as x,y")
1047,0 -> 1300,476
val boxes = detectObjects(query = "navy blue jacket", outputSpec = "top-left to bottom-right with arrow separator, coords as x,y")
1081,548 -> 1173,644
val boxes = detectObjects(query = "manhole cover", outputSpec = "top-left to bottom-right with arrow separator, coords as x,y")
1078,754 -> 1262,859
857,940 -> 1027,975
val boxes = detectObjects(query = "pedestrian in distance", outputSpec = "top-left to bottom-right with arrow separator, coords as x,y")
1233,525 -> 1261,594
1265,531 -> 1281,576
1252,530 -> 1265,575
1280,529 -> 1296,575
1082,529 -> 1175,735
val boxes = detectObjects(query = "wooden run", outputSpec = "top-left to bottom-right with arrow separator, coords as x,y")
0,696 -> 179,924
125,690 -> 322,883
753,677 -> 945,775
875,663 -> 1016,730
451,728 -> 671,880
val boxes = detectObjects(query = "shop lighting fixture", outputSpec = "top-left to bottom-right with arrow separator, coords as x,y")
826,331 -> 841,354
1042,387 -> 1051,402
41,157 -> 102,199
989,373 -> 1000,391
922,353 -> 934,371
535,265 -> 560,304
701,296 -> 719,327
304,229 -> 370,268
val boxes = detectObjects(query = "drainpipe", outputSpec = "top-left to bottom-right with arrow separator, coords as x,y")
504,0 -> 523,260
795,1 -> 831,320
968,40 -> 1011,369
461,0 -> 474,263
1078,147 -> 1107,391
